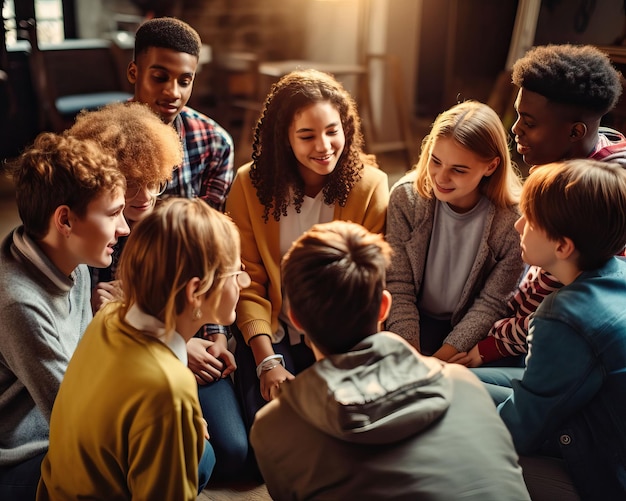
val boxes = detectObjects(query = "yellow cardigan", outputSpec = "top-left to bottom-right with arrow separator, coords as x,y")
226,162 -> 389,345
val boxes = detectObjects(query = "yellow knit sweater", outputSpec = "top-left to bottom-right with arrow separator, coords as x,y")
37,303 -> 204,501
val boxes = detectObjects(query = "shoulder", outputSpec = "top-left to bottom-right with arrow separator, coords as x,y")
489,203 -> 521,233
360,163 -> 388,184
178,107 -> 233,142
348,164 -> 388,197
231,163 -> 254,191
390,170 -> 417,194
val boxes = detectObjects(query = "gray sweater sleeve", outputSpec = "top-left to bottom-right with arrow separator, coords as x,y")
386,175 -> 428,350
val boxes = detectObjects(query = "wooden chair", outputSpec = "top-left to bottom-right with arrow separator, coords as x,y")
19,19 -> 132,132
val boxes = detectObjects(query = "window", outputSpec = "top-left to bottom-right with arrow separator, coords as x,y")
3,0 -> 64,47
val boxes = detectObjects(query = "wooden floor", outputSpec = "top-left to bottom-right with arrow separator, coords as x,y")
199,480 -> 271,501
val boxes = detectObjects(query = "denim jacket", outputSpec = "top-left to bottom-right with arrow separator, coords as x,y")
498,257 -> 626,500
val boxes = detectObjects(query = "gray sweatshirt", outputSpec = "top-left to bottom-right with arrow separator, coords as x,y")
0,227 -> 92,466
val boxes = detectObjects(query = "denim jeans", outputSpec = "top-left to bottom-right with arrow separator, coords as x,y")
0,451 -> 46,501
471,367 -> 523,405
232,325 -> 315,432
198,438 -> 215,492
197,376 -> 248,480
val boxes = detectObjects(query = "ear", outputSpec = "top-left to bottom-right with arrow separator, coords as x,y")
127,61 -> 137,85
184,277 -> 203,308
569,122 -> 587,141
52,205 -> 72,238
378,290 -> 392,323
555,236 -> 576,261
287,306 -> 303,332
483,157 -> 500,178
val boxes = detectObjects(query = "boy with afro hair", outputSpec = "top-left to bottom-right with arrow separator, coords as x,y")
451,44 -> 626,367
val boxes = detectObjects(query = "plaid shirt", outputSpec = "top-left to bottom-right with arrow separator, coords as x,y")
164,106 -> 235,212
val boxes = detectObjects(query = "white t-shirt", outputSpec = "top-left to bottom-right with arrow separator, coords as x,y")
277,191 -> 334,344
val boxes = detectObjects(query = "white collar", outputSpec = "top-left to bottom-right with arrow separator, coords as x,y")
124,304 -> 188,365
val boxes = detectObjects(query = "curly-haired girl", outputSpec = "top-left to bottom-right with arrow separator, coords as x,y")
226,69 -> 389,426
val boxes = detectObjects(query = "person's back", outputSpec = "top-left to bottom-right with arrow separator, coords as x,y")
36,302 -> 203,501
250,220 -> 529,501
253,332 -> 529,500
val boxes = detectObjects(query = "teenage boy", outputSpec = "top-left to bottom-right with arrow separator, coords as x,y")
451,43 -> 626,366
480,159 -> 626,500
0,133 -> 129,500
128,17 -> 234,212
128,18 -> 234,361
250,220 -> 530,501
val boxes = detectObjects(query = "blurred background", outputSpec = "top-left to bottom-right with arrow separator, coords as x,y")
1,0 -> 626,231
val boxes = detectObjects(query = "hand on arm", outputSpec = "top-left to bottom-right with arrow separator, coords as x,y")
448,344 -> 484,367
432,343 -> 459,362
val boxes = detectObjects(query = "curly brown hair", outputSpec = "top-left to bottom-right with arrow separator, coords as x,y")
250,69 -> 374,222
12,133 -> 124,240
66,101 -> 182,187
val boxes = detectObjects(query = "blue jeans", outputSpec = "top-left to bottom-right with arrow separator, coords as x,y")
198,438 -> 215,492
197,376 -> 248,480
471,367 -> 523,404
233,325 -> 315,432
0,451 -> 46,501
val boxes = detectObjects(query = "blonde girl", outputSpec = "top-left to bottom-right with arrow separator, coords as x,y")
38,198 -> 249,499
386,100 -> 524,361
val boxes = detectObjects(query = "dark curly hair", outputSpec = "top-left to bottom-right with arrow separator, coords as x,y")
512,44 -> 623,116
250,69 -> 372,222
134,17 -> 201,59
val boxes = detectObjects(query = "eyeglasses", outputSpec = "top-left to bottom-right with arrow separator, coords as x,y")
125,180 -> 168,200
220,267 -> 251,288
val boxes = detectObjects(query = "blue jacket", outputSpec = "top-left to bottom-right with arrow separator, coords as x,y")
499,257 -> 626,500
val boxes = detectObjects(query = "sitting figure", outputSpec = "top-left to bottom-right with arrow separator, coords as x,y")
478,159 -> 626,500
452,43 -> 626,367
226,69 -> 388,430
250,220 -> 530,501
386,100 -> 524,360
68,101 -> 249,480
37,198 -> 249,500
0,133 -> 128,501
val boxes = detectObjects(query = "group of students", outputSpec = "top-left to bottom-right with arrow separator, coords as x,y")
1,15 -> 626,501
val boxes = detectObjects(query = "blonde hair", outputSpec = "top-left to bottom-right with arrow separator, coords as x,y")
66,101 -> 182,186
414,101 -> 522,208
117,198 -> 241,333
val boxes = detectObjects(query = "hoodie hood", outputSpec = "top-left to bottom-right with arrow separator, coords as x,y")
278,332 -> 451,445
